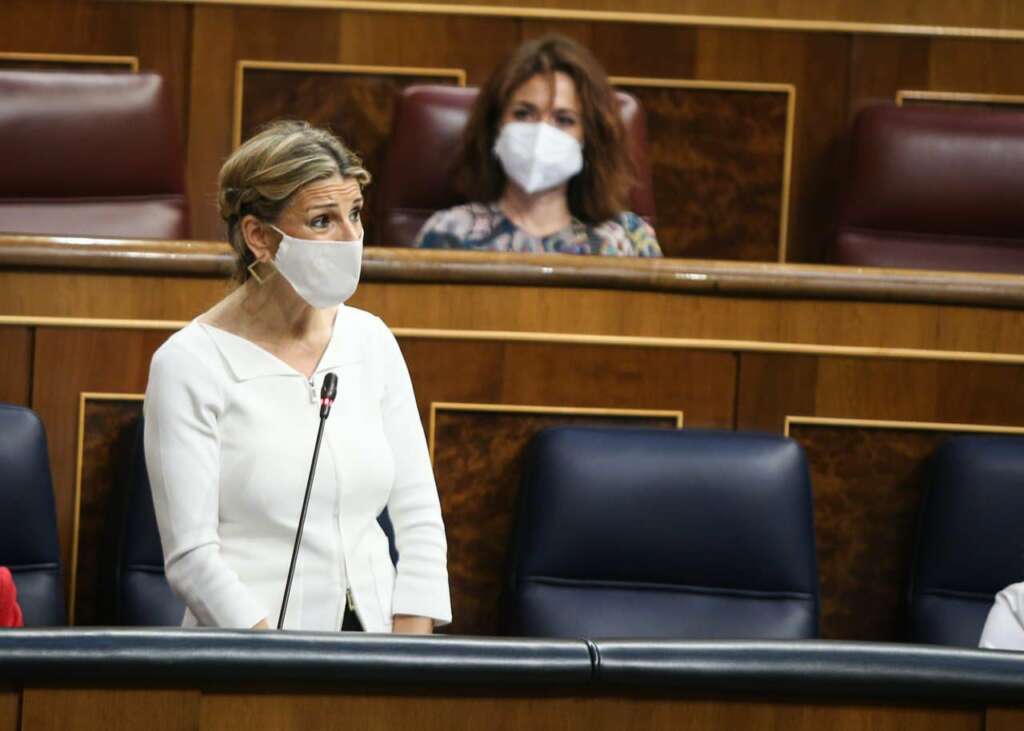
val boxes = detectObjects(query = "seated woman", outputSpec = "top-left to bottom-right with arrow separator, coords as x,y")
144,121 -> 451,633
980,583 -> 1024,651
414,34 -> 661,257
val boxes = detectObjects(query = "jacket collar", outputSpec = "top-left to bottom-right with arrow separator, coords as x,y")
196,307 -> 360,382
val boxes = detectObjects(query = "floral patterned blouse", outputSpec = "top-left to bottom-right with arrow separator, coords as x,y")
413,202 -> 662,257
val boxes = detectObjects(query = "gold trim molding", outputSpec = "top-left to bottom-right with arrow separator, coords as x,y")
129,0 -> 1024,41
784,415 -> 1024,437
897,90 -> 1024,107
0,52 -> 139,71
428,401 -> 684,463
69,392 -> 146,625
611,77 -> 796,263
233,59 -> 467,147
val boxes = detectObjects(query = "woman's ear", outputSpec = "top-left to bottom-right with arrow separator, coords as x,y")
240,215 -> 278,263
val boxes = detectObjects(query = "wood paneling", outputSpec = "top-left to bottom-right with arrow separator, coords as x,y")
432,404 -> 680,634
31,329 -> 172,578
613,81 -> 790,260
20,689 -> 200,731
987,708 -> 1024,731
0,327 -> 32,407
238,64 -> 464,245
0,691 -> 16,731
72,399 -> 145,626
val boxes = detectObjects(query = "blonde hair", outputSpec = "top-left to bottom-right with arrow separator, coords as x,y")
218,120 -> 371,282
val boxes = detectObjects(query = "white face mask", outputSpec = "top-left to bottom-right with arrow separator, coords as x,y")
269,225 -> 363,309
493,121 -> 584,195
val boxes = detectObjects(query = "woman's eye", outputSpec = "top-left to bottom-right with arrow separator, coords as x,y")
310,215 -> 329,228
557,115 -> 578,127
349,208 -> 362,223
513,108 -> 532,121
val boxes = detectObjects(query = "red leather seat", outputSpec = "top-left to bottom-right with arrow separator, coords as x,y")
833,103 -> 1024,274
0,70 -> 189,240
375,85 -> 656,247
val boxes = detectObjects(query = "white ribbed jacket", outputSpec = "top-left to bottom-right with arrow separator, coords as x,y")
980,582 -> 1024,651
143,306 -> 451,632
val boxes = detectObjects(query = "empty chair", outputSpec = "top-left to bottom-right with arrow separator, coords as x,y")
908,435 -> 1024,647
0,70 -> 189,239
505,427 -> 819,639
832,103 -> 1024,274
0,403 -> 65,626
375,85 -> 656,247
114,418 -> 185,626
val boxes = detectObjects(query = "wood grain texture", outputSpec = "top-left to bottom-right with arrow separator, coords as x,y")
31,329 -> 172,578
986,708 -> 1024,731
20,689 -> 200,731
199,691 -> 982,731
72,401 -> 144,626
0,691 -> 17,731
791,421 -> 1024,641
615,84 -> 788,260
433,406 -> 680,634
239,67 -> 463,245
0,327 -> 32,407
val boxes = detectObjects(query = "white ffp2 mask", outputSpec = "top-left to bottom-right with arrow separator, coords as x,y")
494,121 -> 584,194
270,226 -> 363,309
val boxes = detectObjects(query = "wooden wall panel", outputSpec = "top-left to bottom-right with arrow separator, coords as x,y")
433,405 -> 680,634
21,689 -> 200,731
789,420 -> 1024,641
613,82 -> 790,260
31,329 -> 172,582
0,327 -> 32,407
238,65 -> 464,245
0,691 -> 16,731
72,399 -> 145,626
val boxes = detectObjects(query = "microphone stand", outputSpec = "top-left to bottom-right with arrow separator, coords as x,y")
278,372 -> 338,630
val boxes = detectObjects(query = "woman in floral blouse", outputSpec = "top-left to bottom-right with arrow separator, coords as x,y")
414,35 -> 661,258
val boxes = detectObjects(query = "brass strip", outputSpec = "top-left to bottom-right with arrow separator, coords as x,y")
610,77 -> 796,262
131,0 -> 1024,40
233,59 -> 467,147
0,51 -> 139,71
4,315 -> 1024,365
784,414 -> 1024,437
68,392 -> 146,626
897,89 -> 1024,106
428,400 -> 684,464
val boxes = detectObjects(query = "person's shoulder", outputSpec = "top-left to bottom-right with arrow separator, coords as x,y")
149,322 -> 228,386
593,211 -> 663,257
414,203 -> 498,248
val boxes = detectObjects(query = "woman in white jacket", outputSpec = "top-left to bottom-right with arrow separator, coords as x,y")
144,120 -> 451,633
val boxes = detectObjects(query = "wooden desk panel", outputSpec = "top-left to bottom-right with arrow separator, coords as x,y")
0,327 -> 32,407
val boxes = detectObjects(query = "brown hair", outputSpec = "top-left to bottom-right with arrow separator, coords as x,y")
218,120 -> 370,283
456,34 -> 632,224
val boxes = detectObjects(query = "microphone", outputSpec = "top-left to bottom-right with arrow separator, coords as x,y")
278,372 -> 339,630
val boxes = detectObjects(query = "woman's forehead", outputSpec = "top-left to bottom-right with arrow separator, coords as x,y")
511,71 -> 580,111
291,175 -> 362,208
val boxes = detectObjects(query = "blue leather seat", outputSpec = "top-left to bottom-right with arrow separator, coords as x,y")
506,427 -> 819,639
908,436 -> 1024,647
115,419 -> 185,625
0,403 -> 65,626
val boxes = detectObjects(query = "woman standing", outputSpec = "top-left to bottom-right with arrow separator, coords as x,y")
145,121 -> 450,633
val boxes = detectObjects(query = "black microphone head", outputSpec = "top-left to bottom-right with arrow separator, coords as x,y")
322,372 -> 338,401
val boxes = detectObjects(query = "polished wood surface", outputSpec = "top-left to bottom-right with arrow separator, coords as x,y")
13,686 -> 989,731
0,691 -> 16,731
20,689 -> 199,731
0,327 -> 32,407
9,1 -> 1024,262
987,708 -> 1024,731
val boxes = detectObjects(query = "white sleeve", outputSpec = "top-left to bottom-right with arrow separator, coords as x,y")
376,322 -> 452,625
143,342 -> 268,629
979,583 -> 1024,651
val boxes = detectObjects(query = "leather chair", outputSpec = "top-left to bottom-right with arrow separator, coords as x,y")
505,427 -> 819,639
832,103 -> 1024,274
114,419 -> 185,626
0,70 -> 189,239
375,85 -> 657,247
908,436 -> 1024,647
0,404 -> 65,626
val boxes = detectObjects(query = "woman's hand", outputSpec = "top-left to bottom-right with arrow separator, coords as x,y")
392,614 -> 433,634
251,618 -> 270,630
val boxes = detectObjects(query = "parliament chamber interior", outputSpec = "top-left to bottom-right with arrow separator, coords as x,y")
3,0 -> 1024,729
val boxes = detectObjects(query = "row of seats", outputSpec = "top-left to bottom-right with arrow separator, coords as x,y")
2,401 -> 1021,645
3,69 -> 1024,272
